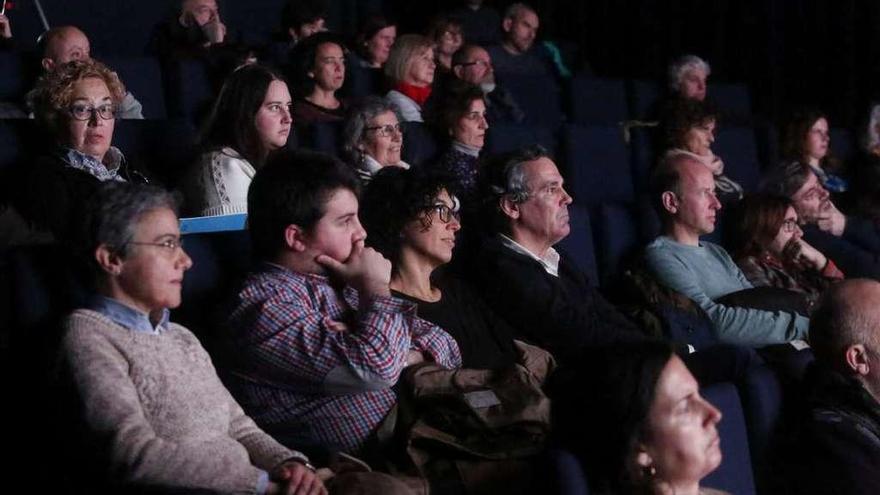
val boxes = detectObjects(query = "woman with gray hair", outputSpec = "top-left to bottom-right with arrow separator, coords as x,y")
342,96 -> 410,184
61,181 -> 326,494
668,54 -> 711,102
384,34 -> 436,122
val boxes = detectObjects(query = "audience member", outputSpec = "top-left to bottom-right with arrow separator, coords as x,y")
552,341 -> 727,495
762,161 -> 880,279
782,108 -> 848,193
361,167 -> 520,370
287,32 -> 347,127
185,64 -> 292,216
151,0 -> 228,60
16,59 -> 149,241
34,26 -> 144,119
787,279 -> 880,494
60,181 -> 326,494
384,34 -> 436,123
645,154 -> 809,346
342,96 -> 409,184
0,10 -> 13,50
352,15 -> 397,69
224,149 -> 460,454
668,54 -> 710,102
663,99 -> 743,204
486,3 -> 556,78
281,0 -> 327,46
450,44 -> 525,123
450,0 -> 501,46
471,145 -> 647,363
426,15 -> 464,73
730,194 -> 843,309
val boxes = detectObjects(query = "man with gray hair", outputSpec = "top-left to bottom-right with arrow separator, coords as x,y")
787,279 -> 880,494
668,54 -> 711,102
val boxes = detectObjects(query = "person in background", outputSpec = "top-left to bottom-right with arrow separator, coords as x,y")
668,54 -> 710,102
449,44 -> 525,123
384,34 -> 436,123
352,15 -> 397,69
782,108 -> 848,194
426,15 -> 464,73
151,0 -> 228,60
450,0 -> 501,46
486,3 -> 557,78
342,96 -> 409,184
287,32 -> 347,127
281,0 -> 327,46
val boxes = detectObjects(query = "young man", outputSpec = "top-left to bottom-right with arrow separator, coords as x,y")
225,150 -> 460,454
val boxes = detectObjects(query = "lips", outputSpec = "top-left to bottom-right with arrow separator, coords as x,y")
85,133 -> 104,144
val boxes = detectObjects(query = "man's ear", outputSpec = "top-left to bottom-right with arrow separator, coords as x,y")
284,224 -> 309,252
845,344 -> 871,375
41,57 -> 55,72
95,244 -> 124,276
288,27 -> 299,40
452,65 -> 464,79
635,449 -> 653,470
499,196 -> 520,220
502,17 -> 513,33
661,191 -> 679,215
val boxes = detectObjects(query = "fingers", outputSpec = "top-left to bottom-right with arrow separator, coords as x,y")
315,254 -> 344,273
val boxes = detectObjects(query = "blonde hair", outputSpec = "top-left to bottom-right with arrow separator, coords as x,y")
383,34 -> 433,84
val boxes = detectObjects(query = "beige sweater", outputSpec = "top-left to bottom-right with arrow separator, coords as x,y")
61,309 -> 305,493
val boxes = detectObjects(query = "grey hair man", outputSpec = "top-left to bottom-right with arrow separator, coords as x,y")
668,54 -> 711,101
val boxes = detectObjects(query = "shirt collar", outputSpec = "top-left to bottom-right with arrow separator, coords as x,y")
64,146 -> 126,182
360,154 -> 410,175
88,295 -> 170,334
452,140 -> 481,157
498,233 -> 560,277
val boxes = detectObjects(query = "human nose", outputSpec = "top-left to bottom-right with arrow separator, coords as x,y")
352,218 -> 367,243
178,246 -> 193,271
281,105 -> 292,124
702,397 -> 722,425
449,214 -> 462,231
561,187 -> 573,205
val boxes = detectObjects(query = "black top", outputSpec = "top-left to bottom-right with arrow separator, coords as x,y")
470,236 -> 647,363
802,216 -> 880,280
393,275 -> 518,370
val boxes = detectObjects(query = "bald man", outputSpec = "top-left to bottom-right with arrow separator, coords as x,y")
35,26 -> 143,119
788,279 -> 880,494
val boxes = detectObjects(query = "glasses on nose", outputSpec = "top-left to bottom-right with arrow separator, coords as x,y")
457,59 -> 491,69
781,218 -> 800,233
68,103 -> 117,121
126,237 -> 186,256
366,123 -> 402,137
796,186 -> 826,202
429,204 -> 461,224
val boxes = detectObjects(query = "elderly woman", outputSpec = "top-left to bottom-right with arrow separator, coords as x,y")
426,15 -> 464,73
664,98 -> 743,204
730,194 -> 843,309
782,108 -> 848,194
60,182 -> 325,494
668,54 -> 710,102
429,82 -> 488,200
19,58 -> 148,241
384,34 -> 436,123
287,32 -> 347,127
186,64 -> 292,216
342,96 -> 409,184
352,15 -> 397,69
552,341 -> 727,495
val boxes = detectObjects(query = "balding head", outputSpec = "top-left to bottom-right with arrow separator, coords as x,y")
811,279 -> 880,402
41,26 -> 91,71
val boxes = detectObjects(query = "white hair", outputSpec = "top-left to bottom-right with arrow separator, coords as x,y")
668,54 -> 711,92
865,103 -> 880,151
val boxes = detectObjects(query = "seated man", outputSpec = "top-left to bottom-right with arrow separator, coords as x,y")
32,26 -> 143,119
485,3 -> 559,78
450,44 -> 525,124
787,279 -> 880,494
151,0 -> 228,60
763,161 -> 880,279
644,153 -> 809,346
471,145 -> 646,363
225,149 -> 460,454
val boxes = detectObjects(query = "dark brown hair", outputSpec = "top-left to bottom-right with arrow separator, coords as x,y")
729,193 -> 793,260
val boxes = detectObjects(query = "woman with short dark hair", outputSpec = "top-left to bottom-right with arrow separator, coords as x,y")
287,32 -> 347,127
429,82 -> 488,200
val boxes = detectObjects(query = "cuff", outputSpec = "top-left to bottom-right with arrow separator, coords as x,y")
256,470 -> 269,494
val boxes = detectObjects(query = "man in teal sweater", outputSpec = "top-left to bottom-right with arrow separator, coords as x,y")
644,154 -> 809,346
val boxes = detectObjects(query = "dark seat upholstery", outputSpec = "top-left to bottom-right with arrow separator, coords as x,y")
714,125 -> 761,192
569,75 -> 628,125
485,123 -> 557,155
628,79 -> 662,120
711,82 -> 752,124
401,121 -> 439,167
497,73 -> 563,128
591,202 -> 641,286
100,56 -> 167,118
562,124 -> 634,205
557,203 -> 599,286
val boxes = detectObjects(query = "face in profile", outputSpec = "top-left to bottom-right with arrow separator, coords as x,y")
254,80 -> 293,154
183,0 -> 219,26
452,98 -> 488,149
112,207 -> 192,314
293,17 -> 326,40
301,188 -> 367,267
367,25 -> 397,66
311,42 -> 346,92
668,159 -> 721,238
768,206 -> 802,256
455,47 -> 494,86
406,47 -> 436,86
504,10 -> 539,54
510,157 -> 573,247
66,76 -> 116,162
683,119 -> 715,156
637,355 -> 722,489
791,171 -> 832,224
804,117 -> 830,163
679,67 -> 708,101
401,189 -> 461,266
360,110 -> 402,166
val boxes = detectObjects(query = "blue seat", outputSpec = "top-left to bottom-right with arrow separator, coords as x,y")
569,75 -> 628,125
628,79 -> 662,120
223,0 -> 287,48
830,127 -> 856,166
754,122 -> 780,170
562,124 -> 634,205
401,122 -> 439,167
343,64 -> 383,99
591,202 -> 641,286
0,120 -> 39,173
164,59 -> 214,123
100,56 -> 167,118
0,52 -> 26,102
629,125 -> 659,191
713,126 -> 761,192
112,119 -> 198,186
711,83 -> 752,123
557,204 -> 599,286
702,382 -> 757,495
497,73 -> 563,128
297,121 -> 344,155
485,123 -> 557,155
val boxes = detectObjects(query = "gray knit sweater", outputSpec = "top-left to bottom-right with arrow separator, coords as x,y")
61,309 -> 305,493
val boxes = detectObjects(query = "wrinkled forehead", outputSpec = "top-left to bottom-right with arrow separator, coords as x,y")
523,157 -> 561,185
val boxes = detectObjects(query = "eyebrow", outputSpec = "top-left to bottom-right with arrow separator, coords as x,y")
71,96 -> 112,103
334,212 -> 356,222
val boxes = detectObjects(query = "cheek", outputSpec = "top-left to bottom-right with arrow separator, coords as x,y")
68,120 -> 86,145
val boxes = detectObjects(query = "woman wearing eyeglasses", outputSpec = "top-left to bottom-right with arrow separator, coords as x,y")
16,59 -> 149,241
730,193 -> 844,309
342,96 -> 409,184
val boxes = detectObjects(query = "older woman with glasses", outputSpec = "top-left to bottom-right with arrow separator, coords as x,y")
15,58 -> 149,241
342,96 -> 409,184
730,193 -> 844,309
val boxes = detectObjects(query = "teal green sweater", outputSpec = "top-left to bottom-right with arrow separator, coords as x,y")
645,236 -> 809,346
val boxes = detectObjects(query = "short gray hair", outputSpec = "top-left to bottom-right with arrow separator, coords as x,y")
668,54 -> 711,92
342,96 -> 402,163
480,144 -> 551,232
865,103 -> 880,152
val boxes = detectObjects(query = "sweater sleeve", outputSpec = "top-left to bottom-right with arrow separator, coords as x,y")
61,322 -> 265,494
645,243 -> 809,346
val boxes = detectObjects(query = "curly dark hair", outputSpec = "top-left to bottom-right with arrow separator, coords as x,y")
360,166 -> 458,266
662,98 -> 719,150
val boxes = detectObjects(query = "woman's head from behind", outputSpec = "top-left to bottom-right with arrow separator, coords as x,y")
783,108 -> 830,166
432,81 -> 488,148
202,64 -> 292,164
551,342 -> 722,494
32,59 -> 125,162
79,182 -> 192,314
384,34 -> 436,87
360,167 -> 461,269
730,194 -> 801,260
343,96 -> 403,167
288,32 -> 346,97
664,98 -> 718,156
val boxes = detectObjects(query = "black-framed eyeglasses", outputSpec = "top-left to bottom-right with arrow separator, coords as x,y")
365,123 -> 402,137
780,218 -> 800,233
125,238 -> 185,255
428,204 -> 461,224
455,59 -> 491,69
68,103 -> 117,121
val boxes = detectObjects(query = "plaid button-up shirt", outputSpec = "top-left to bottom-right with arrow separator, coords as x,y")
226,263 -> 461,453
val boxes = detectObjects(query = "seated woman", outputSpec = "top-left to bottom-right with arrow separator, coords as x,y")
351,15 -> 397,69
287,32 -> 347,127
663,98 -> 743,204
186,64 -> 292,216
60,181 -> 325,494
384,34 -> 436,123
360,166 -> 525,370
342,96 -> 409,184
18,59 -> 148,241
551,341 -> 727,495
426,15 -> 464,73
782,108 -> 848,193
429,82 -> 488,201
730,193 -> 843,309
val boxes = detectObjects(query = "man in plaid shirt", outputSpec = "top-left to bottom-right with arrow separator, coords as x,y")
224,150 -> 461,455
